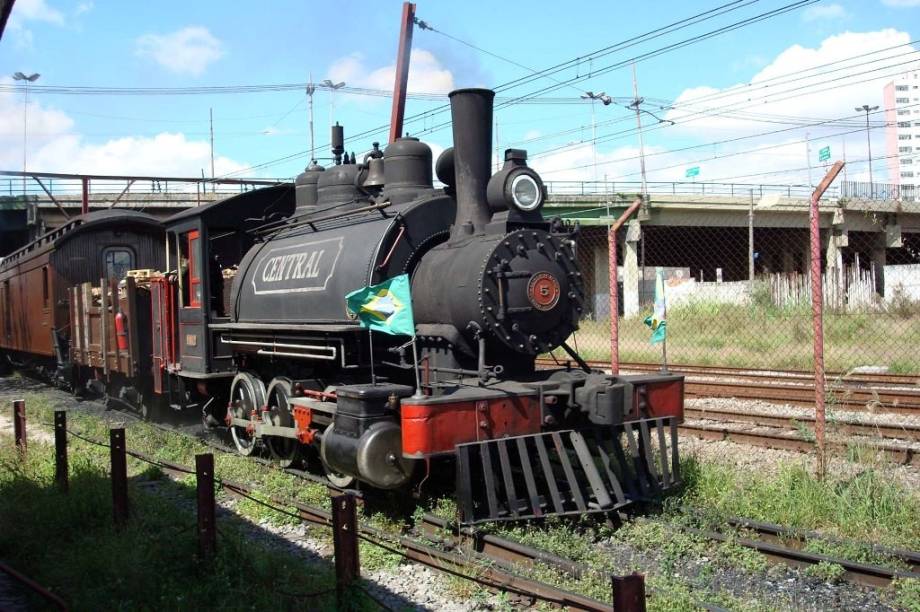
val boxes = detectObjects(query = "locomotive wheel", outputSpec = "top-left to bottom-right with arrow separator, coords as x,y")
264,378 -> 300,468
324,465 -> 355,489
229,372 -> 266,457
320,423 -> 355,489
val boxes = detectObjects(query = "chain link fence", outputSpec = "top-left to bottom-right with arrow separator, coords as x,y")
556,191 -> 920,376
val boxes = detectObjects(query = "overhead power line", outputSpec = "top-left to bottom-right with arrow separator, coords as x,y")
220,0 -> 817,178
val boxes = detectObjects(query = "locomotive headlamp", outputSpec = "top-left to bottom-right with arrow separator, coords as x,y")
510,173 -> 542,211
486,148 -> 545,213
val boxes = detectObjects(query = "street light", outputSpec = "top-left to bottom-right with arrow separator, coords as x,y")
855,104 -> 879,196
322,80 -> 346,133
306,75 -> 316,164
580,91 -> 612,184
12,72 -> 40,198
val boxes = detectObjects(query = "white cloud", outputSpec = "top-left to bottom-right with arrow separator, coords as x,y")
657,29 -> 916,184
6,0 -> 65,48
328,48 -> 455,94
882,0 -> 920,6
12,0 -> 64,24
135,27 -> 225,77
0,79 -> 247,177
75,2 -> 93,16
802,3 -> 849,21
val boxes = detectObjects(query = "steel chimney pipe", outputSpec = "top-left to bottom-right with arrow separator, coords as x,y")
448,88 -> 494,239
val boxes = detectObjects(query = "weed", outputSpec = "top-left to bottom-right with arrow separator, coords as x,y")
804,561 -> 846,583
892,577 -> 920,612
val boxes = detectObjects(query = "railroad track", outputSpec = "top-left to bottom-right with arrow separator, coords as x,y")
536,359 -> 920,414
684,406 -> 920,442
8,378 -> 920,603
674,514 -> 920,589
679,420 -> 919,466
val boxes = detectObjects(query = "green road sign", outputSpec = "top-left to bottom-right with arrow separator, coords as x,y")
818,146 -> 831,162
685,166 -> 700,178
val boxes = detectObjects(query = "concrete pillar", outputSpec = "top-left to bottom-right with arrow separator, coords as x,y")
825,231 -> 844,309
871,243 -> 886,297
593,238 -> 610,318
782,250 -> 796,274
623,220 -> 641,318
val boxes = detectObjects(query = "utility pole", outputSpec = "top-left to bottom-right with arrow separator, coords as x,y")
307,73 -> 316,164
749,189 -> 755,283
855,104 -> 879,197
581,91 -> 611,187
629,64 -> 649,201
323,79 -> 346,135
388,2 -> 416,144
12,72 -> 40,198
805,130 -> 813,187
209,107 -> 215,192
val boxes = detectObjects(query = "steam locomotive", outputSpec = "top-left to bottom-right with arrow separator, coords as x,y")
0,88 -> 683,524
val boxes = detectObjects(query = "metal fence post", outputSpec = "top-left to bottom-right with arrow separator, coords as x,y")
332,493 -> 360,606
13,399 -> 26,458
54,411 -> 68,492
612,573 -> 646,612
809,161 -> 845,479
196,453 -> 216,560
110,428 -> 128,526
609,197 -> 644,374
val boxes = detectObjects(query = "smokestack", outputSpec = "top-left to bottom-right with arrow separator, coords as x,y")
448,88 -> 494,239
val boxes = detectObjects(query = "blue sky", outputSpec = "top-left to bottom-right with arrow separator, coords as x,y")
1,0 -> 918,186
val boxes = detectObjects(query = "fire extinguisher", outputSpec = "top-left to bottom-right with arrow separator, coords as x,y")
115,311 -> 129,351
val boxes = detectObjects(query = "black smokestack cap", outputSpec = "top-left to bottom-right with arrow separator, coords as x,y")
448,88 -> 494,238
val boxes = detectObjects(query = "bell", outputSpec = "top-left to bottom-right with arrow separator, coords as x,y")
363,158 -> 385,188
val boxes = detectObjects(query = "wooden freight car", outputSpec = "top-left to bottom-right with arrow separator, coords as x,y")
0,210 -> 164,381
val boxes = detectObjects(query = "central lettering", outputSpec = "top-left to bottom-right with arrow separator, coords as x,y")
260,250 -> 325,283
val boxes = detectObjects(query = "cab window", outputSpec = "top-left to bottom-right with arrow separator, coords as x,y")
185,230 -> 202,308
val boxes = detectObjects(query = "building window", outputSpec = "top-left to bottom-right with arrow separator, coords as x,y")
899,134 -> 912,140
897,85 -> 909,91
899,122 -> 912,128
103,248 -> 134,282
902,171 -> 915,178
899,110 -> 911,116
897,97 -> 910,103
901,146 -> 914,153
903,158 -> 914,165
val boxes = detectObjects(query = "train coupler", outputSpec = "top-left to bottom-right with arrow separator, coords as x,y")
455,416 -> 681,525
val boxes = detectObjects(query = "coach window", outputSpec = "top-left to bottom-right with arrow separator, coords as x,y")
103,247 -> 134,282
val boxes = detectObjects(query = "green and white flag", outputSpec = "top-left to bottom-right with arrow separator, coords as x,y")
345,273 -> 416,337
643,268 -> 667,344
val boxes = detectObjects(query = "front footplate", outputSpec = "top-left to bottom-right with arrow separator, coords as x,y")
455,416 -> 680,525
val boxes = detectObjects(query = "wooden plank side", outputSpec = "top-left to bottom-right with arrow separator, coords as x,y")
100,278 -> 109,376
125,276 -> 139,376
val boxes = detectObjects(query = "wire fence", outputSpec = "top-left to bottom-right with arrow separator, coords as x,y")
562,191 -> 920,377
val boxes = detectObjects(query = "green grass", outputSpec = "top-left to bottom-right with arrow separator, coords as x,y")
562,298 -> 920,374
12,389 -> 920,611
679,456 -> 920,550
0,437 -> 384,611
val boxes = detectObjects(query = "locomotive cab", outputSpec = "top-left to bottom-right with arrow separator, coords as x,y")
152,186 -> 296,406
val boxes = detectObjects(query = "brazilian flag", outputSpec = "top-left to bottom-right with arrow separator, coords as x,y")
345,274 -> 416,337
643,267 -> 667,344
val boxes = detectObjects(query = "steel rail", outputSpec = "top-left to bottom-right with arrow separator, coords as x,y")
678,422 -> 919,466
536,358 -> 920,413
682,525 -> 920,589
118,448 -> 614,611
0,562 -> 69,611
684,406 -> 920,442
